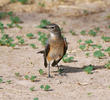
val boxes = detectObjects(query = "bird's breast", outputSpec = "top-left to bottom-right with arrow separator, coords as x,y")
47,39 -> 64,61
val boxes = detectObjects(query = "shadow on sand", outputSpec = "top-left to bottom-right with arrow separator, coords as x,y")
60,65 -> 105,73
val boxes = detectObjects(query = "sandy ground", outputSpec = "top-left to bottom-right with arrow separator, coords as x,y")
0,1 -> 110,100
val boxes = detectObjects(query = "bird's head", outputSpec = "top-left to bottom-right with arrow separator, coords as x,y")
42,23 -> 61,37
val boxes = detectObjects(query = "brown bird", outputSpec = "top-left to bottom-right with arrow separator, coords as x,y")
38,23 -> 68,77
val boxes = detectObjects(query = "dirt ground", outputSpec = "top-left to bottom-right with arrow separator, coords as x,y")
0,0 -> 110,100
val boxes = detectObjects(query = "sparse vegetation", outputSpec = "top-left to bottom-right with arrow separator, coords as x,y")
62,54 -> 74,63
38,31 -> 48,46
40,85 -> 51,91
93,50 -> 105,59
83,65 -> 94,74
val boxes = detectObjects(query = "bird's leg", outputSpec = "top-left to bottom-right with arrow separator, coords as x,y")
48,62 -> 51,78
57,64 -> 60,70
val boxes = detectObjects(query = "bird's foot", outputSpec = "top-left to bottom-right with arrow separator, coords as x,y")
47,74 -> 53,78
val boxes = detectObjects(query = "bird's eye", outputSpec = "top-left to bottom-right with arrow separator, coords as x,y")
51,26 -> 54,29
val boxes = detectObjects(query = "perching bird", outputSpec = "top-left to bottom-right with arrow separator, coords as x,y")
38,23 -> 68,77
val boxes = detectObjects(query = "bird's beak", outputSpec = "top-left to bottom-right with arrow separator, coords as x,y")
41,26 -> 48,29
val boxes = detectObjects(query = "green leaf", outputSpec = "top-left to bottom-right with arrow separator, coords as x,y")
80,30 -> 86,35
7,80 -> 11,84
77,39 -> 82,44
30,76 -> 37,82
94,27 -> 100,32
10,0 -> 17,3
24,75 -> 29,80
94,50 -> 105,59
26,33 -> 34,38
33,98 -> 39,100
85,52 -> 90,57
39,69 -> 44,75
62,54 -> 74,63
38,2 -> 45,7
38,31 -> 48,46
10,16 -> 21,23
79,45 -> 86,50
30,87 -> 35,91
85,39 -> 93,45
0,78 -> 3,83
91,44 -> 102,49
102,36 -> 110,42
83,65 -> 94,74
88,30 -> 97,36
37,19 -> 51,28
15,72 -> 20,77
44,85 -> 51,91
69,30 -> 76,35
18,0 -> 28,4
104,62 -> 110,69
0,12 -> 7,19
0,22 -> 4,33
16,36 -> 22,40
30,44 -> 37,49
10,43 -> 16,48
40,85 -> 44,89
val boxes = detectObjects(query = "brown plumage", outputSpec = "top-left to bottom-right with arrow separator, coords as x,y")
38,23 -> 68,77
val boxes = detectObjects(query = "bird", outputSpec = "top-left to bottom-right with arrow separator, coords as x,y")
38,23 -> 68,77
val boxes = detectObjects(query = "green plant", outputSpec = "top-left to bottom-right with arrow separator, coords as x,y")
10,43 -> 16,48
0,22 -> 4,34
10,16 -> 21,23
39,69 -> 44,75
69,30 -> 76,35
18,0 -> 28,4
30,76 -> 37,82
38,31 -> 48,46
94,27 -> 100,32
93,50 -> 105,59
102,36 -> 110,42
37,19 -> 51,28
16,36 -> 24,44
38,2 -> 45,8
7,80 -> 12,84
85,39 -> 93,45
104,61 -> 110,69
85,52 -> 90,57
0,12 -> 7,19
15,72 -> 20,77
58,68 -> 64,74
91,44 -> 102,49
8,16 -> 22,29
88,30 -> 97,36
79,44 -> 86,50
33,98 -> 39,100
0,78 -> 3,83
105,47 -> 110,56
30,86 -> 35,91
83,65 -> 94,74
26,33 -> 34,39
62,54 -> 74,63
88,92 -> 92,96
77,39 -> 82,44
40,85 -> 51,91
30,44 -> 37,49
24,75 -> 29,80
10,0 -> 17,3
80,30 -> 86,35
0,34 -> 15,47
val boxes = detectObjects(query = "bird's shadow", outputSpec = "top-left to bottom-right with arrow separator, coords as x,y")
59,65 -> 105,73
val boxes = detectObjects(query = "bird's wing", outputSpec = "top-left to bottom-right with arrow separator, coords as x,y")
51,38 -> 68,66
44,41 -> 50,68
